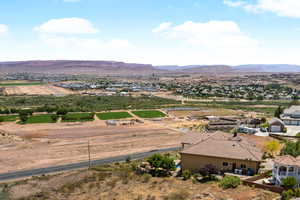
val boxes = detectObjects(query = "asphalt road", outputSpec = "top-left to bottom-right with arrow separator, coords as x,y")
0,147 -> 181,181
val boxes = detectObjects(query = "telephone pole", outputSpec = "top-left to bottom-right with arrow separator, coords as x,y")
88,140 -> 91,169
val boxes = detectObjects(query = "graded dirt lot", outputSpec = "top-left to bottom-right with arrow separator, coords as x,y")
0,120 -> 182,173
4,85 -> 74,96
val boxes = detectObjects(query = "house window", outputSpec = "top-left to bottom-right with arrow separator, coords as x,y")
241,164 -> 246,169
289,167 -> 294,172
223,162 -> 229,166
298,169 -> 300,175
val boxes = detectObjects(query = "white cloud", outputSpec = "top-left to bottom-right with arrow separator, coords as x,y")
153,20 -> 258,50
34,18 -> 99,34
224,0 -> 300,18
152,22 -> 172,33
0,24 -> 8,35
223,0 -> 246,7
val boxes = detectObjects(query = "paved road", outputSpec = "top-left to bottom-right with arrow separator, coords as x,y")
0,147 -> 181,181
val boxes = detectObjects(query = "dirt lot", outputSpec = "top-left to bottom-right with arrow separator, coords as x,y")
4,85 -> 74,96
167,109 -> 243,118
0,120 -> 182,173
3,163 -> 279,200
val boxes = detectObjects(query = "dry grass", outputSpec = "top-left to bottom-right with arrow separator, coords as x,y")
5,162 -> 279,200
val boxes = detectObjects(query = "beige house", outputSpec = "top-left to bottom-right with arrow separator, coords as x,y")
180,132 -> 263,175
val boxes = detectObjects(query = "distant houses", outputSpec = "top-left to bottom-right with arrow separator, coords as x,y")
281,105 -> 300,126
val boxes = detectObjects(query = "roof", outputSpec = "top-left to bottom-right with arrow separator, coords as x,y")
181,132 -> 263,162
284,106 -> 300,115
274,155 -> 300,167
181,132 -> 212,145
269,118 -> 285,125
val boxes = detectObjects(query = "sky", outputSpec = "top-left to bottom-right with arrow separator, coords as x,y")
1,0 -> 300,65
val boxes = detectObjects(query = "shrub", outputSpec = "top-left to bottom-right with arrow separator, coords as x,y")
294,188 -> 300,197
163,190 -> 189,200
219,176 -> 240,189
147,154 -> 175,171
142,174 -> 152,183
282,189 -> 295,200
282,177 -> 297,189
51,114 -> 59,122
182,170 -> 191,180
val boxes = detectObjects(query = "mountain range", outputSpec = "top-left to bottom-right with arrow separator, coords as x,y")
0,61 -> 300,75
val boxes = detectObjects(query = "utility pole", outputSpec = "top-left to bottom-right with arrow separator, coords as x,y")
88,140 -> 91,169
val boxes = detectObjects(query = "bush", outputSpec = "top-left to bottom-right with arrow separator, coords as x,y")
219,176 -> 241,189
141,174 -> 152,183
182,170 -> 191,180
282,189 -> 295,200
282,177 -> 297,189
51,114 -> 59,122
147,154 -> 175,171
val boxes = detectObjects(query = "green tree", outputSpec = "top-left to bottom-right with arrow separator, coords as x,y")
264,140 -> 280,157
274,105 -> 283,118
281,140 -> 300,157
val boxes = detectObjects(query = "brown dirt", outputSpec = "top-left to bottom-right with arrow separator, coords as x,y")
4,85 -> 74,95
0,120 -> 182,173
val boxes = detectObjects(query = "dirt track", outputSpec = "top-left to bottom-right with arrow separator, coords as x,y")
0,120 -> 182,173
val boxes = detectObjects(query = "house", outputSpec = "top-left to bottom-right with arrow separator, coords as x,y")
180,132 -> 263,175
272,155 -> 300,186
281,106 -> 300,126
268,118 -> 285,133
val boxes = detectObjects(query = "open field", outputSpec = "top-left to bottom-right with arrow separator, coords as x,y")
0,115 -> 19,122
3,85 -> 74,96
24,114 -> 57,124
96,112 -> 132,120
2,161 -> 279,200
167,108 -> 243,118
0,120 -> 182,173
132,110 -> 167,118
62,113 -> 94,122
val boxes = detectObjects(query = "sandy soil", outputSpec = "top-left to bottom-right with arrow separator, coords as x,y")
4,85 -> 74,95
0,120 -> 182,173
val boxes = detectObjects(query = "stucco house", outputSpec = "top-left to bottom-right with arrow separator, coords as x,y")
281,106 -> 300,126
272,155 -> 300,186
268,118 -> 285,133
180,132 -> 263,175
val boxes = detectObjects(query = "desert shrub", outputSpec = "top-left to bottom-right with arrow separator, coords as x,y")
163,189 -> 189,200
51,114 -> 59,122
219,175 -> 240,189
147,154 -> 175,177
294,188 -> 300,197
282,189 -> 295,200
282,177 -> 297,189
182,170 -> 191,180
142,174 -> 152,183
281,140 -> 300,157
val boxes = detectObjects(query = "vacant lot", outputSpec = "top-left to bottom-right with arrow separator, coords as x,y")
3,85 -> 74,96
3,162 -> 279,200
0,115 -> 19,122
96,112 -> 132,120
0,121 -> 182,173
24,114 -> 57,124
62,113 -> 94,122
132,110 -> 166,118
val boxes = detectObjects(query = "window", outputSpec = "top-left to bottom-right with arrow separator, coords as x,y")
241,164 -> 246,169
298,169 -> 300,175
223,162 -> 229,166
289,167 -> 294,172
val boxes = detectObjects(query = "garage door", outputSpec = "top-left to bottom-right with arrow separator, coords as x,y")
271,126 -> 281,132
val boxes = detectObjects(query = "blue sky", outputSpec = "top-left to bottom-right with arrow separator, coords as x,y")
0,0 -> 300,65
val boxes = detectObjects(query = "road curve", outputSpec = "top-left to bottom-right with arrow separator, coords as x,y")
0,147 -> 181,181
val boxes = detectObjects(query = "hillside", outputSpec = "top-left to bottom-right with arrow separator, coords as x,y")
0,60 -> 161,75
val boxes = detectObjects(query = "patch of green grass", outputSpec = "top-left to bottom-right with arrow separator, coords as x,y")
0,115 -> 19,122
132,110 -> 166,118
25,114 -> 57,124
62,113 -> 94,122
0,82 -> 44,86
96,112 -> 132,120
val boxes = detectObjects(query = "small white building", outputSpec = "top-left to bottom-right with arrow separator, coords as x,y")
272,155 -> 300,186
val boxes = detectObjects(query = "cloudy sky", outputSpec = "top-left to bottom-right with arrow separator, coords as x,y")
0,0 -> 300,65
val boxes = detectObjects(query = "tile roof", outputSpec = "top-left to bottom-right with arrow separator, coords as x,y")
181,132 -> 263,162
274,155 -> 300,166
